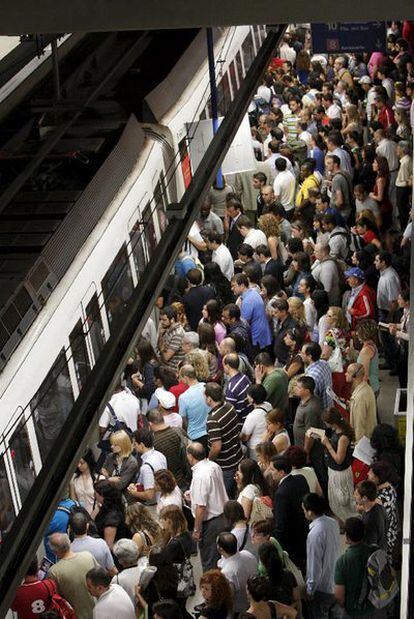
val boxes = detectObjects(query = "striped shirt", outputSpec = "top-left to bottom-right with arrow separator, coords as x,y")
207,403 -> 244,470
225,373 -> 253,422
305,360 -> 333,411
158,323 -> 185,373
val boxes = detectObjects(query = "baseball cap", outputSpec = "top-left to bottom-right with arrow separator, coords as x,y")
155,388 -> 176,410
359,76 -> 371,85
344,267 -> 365,280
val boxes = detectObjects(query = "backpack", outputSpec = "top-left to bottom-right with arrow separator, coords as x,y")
98,402 -> 132,451
43,579 -> 76,619
358,548 -> 399,610
329,229 -> 353,262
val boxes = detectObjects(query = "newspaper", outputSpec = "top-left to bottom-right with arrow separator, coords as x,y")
353,435 -> 376,465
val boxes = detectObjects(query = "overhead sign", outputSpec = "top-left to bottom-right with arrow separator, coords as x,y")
311,22 -> 386,54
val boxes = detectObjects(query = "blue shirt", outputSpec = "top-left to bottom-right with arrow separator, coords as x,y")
305,360 -> 333,410
44,499 -> 79,562
174,256 -> 196,278
306,515 -> 341,595
240,288 -> 272,348
225,373 -> 253,421
179,382 -> 210,440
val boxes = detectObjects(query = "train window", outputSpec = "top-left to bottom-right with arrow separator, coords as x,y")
255,26 -> 263,46
69,319 -> 91,390
200,107 -> 207,121
217,72 -> 231,116
101,245 -> 134,331
85,293 -> 105,362
9,419 -> 36,504
0,455 -> 15,542
30,349 -> 74,462
229,60 -> 238,95
242,31 -> 255,73
253,26 -> 260,52
236,51 -> 244,82
130,220 -> 148,279
154,180 -> 167,235
142,202 -> 157,258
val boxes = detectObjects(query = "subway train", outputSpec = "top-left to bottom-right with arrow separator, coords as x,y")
0,25 -> 267,536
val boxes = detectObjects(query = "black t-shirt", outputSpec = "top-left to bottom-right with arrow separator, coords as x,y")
362,503 -> 388,551
95,505 -> 129,541
183,285 -> 215,330
198,604 -> 228,619
268,569 -> 297,605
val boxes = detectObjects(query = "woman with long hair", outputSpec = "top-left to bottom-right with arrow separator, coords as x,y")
154,469 -> 182,515
296,49 -> 311,85
125,502 -> 161,557
356,320 -> 380,396
321,306 -> 351,399
197,322 -> 219,377
235,458 -> 269,521
310,289 -> 330,345
200,299 -> 226,346
287,297 -> 307,332
170,301 -> 190,331
93,480 -> 128,549
321,408 -> 357,523
258,543 -> 300,608
342,105 -> 362,137
70,449 -> 97,515
203,262 -> 235,306
353,216 -> 382,250
368,461 -> 400,561
290,252 -> 312,299
255,441 -> 277,485
245,575 -> 298,619
223,500 -> 250,551
198,569 -> 233,619
101,430 -> 139,504
258,214 -> 282,261
263,409 -> 291,455
297,276 -> 317,333
345,130 -> 363,177
358,145 -> 376,191
369,155 -> 393,231
131,338 -> 159,403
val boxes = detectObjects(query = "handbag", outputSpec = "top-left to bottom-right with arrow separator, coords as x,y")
174,539 -> 196,598
249,495 -> 273,525
326,333 -> 344,373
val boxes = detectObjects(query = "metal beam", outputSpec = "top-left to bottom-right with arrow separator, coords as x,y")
0,1 -> 412,33
0,25 -> 287,615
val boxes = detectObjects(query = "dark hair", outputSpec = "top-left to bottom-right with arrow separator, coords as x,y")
26,559 -> 39,576
344,517 -> 365,543
243,262 -> 262,285
217,532 -> 238,555
246,576 -> 271,602
137,339 -> 158,372
256,244 -> 271,258
69,510 -> 89,536
233,273 -> 249,288
376,250 -> 392,267
271,455 -> 292,475
238,244 -> 254,259
297,375 -> 315,393
154,366 -> 178,390
311,289 -> 329,320
86,566 -> 111,587
275,157 -> 287,171
270,298 -> 289,313
375,155 -> 390,178
238,459 -> 268,495
160,306 -> 178,321
187,441 -> 206,461
254,351 -> 273,367
152,600 -> 183,619
204,299 -> 222,324
75,449 -> 96,478
223,303 -> 241,320
303,342 -> 321,361
322,407 -> 355,442
203,262 -> 234,305
223,500 -> 247,526
285,445 -> 307,468
261,274 -> 281,298
253,171 -> 267,184
205,382 -> 224,403
133,428 -> 154,448
302,492 -> 328,515
236,215 -> 253,230
356,480 -> 378,501
258,541 -> 285,585
154,469 -> 177,495
300,275 -> 316,294
369,460 -> 395,486
287,237 -> 304,254
207,231 -> 223,245
292,251 -> 311,272
187,268 -> 203,286
251,518 -> 274,536
247,384 -> 268,404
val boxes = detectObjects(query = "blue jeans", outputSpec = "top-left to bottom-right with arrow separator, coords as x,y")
222,467 -> 237,499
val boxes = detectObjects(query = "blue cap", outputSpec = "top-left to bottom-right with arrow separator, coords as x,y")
344,267 -> 365,280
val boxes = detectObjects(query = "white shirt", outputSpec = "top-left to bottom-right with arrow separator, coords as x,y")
93,584 -> 135,619
137,449 -> 167,489
377,266 -> 401,310
99,388 -> 140,432
243,228 -> 268,250
163,412 -> 183,428
241,403 -> 272,451
218,551 -> 257,612
279,43 -> 296,64
212,243 -> 235,280
376,139 -> 398,172
355,196 -> 380,216
142,317 -> 157,350
185,221 -> 204,257
273,169 -> 296,211
111,566 -> 146,605
189,458 -> 228,519
303,297 -> 317,333
326,103 -> 342,120
156,486 -> 183,515
257,84 -> 272,103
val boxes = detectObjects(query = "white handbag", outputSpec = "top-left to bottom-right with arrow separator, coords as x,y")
327,333 -> 344,373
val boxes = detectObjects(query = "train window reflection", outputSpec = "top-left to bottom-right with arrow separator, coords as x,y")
69,319 -> 91,390
217,72 -> 231,116
101,245 -> 134,331
130,220 -> 148,279
85,293 -> 105,362
9,419 -> 36,503
154,179 -> 167,235
242,31 -> 255,73
30,349 -> 74,462
0,456 -> 15,543
142,203 -> 157,257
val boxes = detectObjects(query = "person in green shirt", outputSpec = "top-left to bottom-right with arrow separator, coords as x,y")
254,352 -> 289,412
334,517 -> 380,618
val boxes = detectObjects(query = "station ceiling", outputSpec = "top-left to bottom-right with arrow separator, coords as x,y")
0,0 -> 413,34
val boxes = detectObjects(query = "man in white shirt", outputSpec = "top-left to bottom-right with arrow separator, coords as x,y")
273,158 -> 296,217
217,532 -> 257,613
359,76 -> 376,123
374,251 -> 401,371
374,128 -> 399,208
322,93 -> 342,120
187,441 -> 228,571
207,231 -> 235,280
236,215 -> 268,250
279,34 -> 296,64
86,567 -> 135,619
240,384 -> 272,459
128,429 -> 167,504
99,384 -> 140,435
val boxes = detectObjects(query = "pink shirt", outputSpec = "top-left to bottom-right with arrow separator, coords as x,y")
214,321 -> 227,346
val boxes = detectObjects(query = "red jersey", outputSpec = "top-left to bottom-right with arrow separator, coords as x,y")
169,382 -> 189,413
378,106 -> 395,130
349,283 -> 376,329
11,579 -> 55,619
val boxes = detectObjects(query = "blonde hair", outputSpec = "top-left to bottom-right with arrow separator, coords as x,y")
185,350 -> 210,382
357,209 -> 376,226
126,503 -> 161,541
110,430 -> 132,458
345,104 -> 360,125
258,213 -> 280,239
288,296 -> 306,325
328,306 -> 348,330
170,302 -> 188,327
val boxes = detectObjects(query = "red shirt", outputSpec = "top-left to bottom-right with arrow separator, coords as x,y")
362,230 -> 377,245
378,106 -> 395,130
349,283 -> 376,329
169,382 -> 189,413
11,579 -> 55,619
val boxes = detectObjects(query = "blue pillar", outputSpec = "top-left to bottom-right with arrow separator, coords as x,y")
206,27 -> 223,189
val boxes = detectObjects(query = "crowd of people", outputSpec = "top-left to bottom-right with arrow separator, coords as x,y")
11,21 -> 414,619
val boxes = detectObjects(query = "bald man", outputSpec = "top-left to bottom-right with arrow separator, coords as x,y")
345,363 -> 377,442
